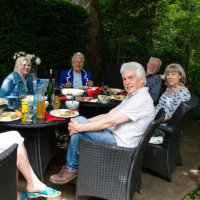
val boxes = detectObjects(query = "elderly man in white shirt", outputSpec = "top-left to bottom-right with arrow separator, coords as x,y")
50,61 -> 155,184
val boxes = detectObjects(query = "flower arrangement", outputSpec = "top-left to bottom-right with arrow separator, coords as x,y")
13,51 -> 41,77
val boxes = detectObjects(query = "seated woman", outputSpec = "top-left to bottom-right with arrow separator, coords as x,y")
149,63 -> 191,144
57,52 -> 93,89
0,56 -> 34,99
0,130 -> 61,200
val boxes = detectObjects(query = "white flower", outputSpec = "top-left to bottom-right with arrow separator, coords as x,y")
35,57 -> 41,65
26,54 -> 34,60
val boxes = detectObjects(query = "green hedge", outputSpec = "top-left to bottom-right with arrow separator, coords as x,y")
0,0 -> 89,76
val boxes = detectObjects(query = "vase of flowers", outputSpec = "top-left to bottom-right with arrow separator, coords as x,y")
13,51 -> 41,79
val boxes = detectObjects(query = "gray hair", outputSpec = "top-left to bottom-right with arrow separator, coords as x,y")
148,57 -> 162,70
71,52 -> 85,63
164,63 -> 186,85
120,62 -> 145,78
13,56 -> 31,72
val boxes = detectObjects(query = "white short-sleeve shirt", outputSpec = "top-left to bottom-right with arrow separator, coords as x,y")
108,87 -> 155,148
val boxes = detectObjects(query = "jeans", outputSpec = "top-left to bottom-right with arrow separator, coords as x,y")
66,116 -> 117,171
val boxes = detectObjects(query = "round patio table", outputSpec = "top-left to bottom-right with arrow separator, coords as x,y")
0,99 -> 69,181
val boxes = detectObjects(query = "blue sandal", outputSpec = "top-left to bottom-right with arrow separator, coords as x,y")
20,192 -> 30,200
26,187 -> 61,198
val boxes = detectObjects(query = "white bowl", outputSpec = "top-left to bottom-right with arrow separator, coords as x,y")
98,95 -> 111,104
61,88 -> 84,97
66,94 -> 73,100
65,101 -> 79,110
45,101 -> 49,108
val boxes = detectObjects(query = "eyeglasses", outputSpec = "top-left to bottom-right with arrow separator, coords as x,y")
73,61 -> 83,64
20,64 -> 31,68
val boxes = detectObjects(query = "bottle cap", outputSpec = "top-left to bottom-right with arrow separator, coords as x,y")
40,80 -> 44,84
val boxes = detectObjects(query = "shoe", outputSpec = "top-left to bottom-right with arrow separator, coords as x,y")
20,192 -> 30,200
26,187 -> 61,198
50,165 -> 77,184
149,136 -> 163,144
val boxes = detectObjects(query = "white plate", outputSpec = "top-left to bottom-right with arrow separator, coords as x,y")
50,109 -> 79,118
20,95 -> 34,102
21,95 -> 47,102
0,98 -> 8,105
0,112 -> 22,122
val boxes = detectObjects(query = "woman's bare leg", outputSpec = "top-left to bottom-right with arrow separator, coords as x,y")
17,144 -> 47,193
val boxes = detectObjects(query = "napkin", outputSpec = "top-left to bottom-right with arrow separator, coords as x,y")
59,96 -> 66,101
45,112 -> 65,122
119,92 -> 127,96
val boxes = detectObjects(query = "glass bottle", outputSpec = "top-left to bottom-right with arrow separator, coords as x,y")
33,79 -> 40,118
36,80 -> 46,119
47,69 -> 54,104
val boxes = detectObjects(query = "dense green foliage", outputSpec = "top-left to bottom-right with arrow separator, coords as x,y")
0,0 -> 88,76
184,190 -> 200,200
99,0 -> 200,97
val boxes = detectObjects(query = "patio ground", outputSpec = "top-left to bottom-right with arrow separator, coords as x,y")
18,114 -> 200,200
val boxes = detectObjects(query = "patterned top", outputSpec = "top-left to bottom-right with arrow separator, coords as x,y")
155,86 -> 191,120
146,74 -> 162,103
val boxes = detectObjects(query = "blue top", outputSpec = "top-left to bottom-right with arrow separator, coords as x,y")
0,72 -> 34,99
155,86 -> 191,120
73,72 -> 82,89
57,68 -> 92,88
146,74 -> 162,103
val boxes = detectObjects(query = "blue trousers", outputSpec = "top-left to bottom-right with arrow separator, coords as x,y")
66,116 -> 117,171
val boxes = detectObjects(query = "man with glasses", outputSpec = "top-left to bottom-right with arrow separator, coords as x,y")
146,57 -> 162,103
57,52 -> 93,89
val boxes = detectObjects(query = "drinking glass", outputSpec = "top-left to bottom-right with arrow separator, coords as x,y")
25,106 -> 33,122
52,96 -> 60,109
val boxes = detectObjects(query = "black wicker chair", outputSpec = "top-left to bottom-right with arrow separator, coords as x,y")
143,94 -> 199,182
76,108 -> 165,200
0,143 -> 18,200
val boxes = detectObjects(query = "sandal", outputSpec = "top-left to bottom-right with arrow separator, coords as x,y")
26,187 -> 61,198
20,192 -> 30,200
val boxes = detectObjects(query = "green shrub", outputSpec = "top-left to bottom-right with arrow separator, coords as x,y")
0,0 -> 89,76
184,190 -> 200,200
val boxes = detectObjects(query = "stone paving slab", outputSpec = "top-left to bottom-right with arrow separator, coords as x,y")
18,116 -> 200,200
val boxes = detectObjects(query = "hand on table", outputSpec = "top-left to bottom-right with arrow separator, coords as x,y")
68,118 -> 80,136
65,82 -> 72,88
87,80 -> 93,87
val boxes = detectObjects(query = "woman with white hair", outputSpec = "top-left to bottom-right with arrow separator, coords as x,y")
0,56 -> 34,99
57,52 -> 93,89
149,63 -> 191,144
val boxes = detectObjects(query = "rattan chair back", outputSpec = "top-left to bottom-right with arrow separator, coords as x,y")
0,143 -> 18,200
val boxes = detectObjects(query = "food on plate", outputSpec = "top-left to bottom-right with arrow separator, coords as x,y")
76,97 -> 99,103
111,95 -> 125,101
109,88 -> 124,95
98,95 -> 111,99
98,95 -> 111,104
15,110 -> 22,117
55,110 -> 76,117
0,98 -> 7,105
0,112 -> 19,121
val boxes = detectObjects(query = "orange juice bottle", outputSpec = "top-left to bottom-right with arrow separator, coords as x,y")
36,80 -> 46,119
36,101 -> 46,118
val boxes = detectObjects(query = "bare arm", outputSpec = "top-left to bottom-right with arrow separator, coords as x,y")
68,109 -> 130,136
89,108 -> 117,122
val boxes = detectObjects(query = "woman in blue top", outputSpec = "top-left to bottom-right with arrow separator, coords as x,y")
57,52 -> 93,89
149,63 -> 191,144
0,56 -> 34,99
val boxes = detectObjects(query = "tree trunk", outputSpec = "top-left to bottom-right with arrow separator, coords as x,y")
71,0 -> 105,85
